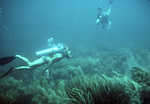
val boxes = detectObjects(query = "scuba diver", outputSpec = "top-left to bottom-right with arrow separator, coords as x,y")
96,0 -> 113,29
0,39 -> 71,78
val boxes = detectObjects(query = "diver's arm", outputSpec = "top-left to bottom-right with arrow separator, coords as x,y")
107,0 -> 113,15
96,15 -> 102,26
108,21 -> 111,29
48,53 -> 63,68
96,18 -> 100,24
97,8 -> 102,19
96,8 -> 101,25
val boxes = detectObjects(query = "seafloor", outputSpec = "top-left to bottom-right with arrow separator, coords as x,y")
0,45 -> 150,104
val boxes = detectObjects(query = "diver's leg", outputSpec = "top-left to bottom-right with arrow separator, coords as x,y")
29,56 -> 48,67
0,57 -> 48,78
107,5 -> 111,15
0,66 -> 31,78
107,0 -> 113,15
15,66 -> 31,70
15,55 -> 31,66
15,56 -> 48,70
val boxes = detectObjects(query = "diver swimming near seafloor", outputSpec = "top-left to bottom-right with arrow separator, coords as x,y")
96,0 -> 113,29
0,38 -> 71,78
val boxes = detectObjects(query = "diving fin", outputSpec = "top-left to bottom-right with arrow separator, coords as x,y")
109,0 -> 113,4
0,67 -> 13,78
0,56 -> 16,66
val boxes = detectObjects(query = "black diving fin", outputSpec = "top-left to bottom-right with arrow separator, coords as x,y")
0,56 -> 16,66
0,67 -> 13,78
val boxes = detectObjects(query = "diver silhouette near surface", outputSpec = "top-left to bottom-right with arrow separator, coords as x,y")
96,0 -> 113,29
0,39 -> 71,78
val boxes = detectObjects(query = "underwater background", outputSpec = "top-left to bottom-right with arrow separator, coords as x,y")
0,0 -> 150,104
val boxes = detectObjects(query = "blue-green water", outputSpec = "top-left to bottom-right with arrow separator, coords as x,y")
0,0 -> 150,103
0,0 -> 150,56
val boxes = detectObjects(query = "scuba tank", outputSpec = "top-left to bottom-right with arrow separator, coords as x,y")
36,43 -> 65,56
